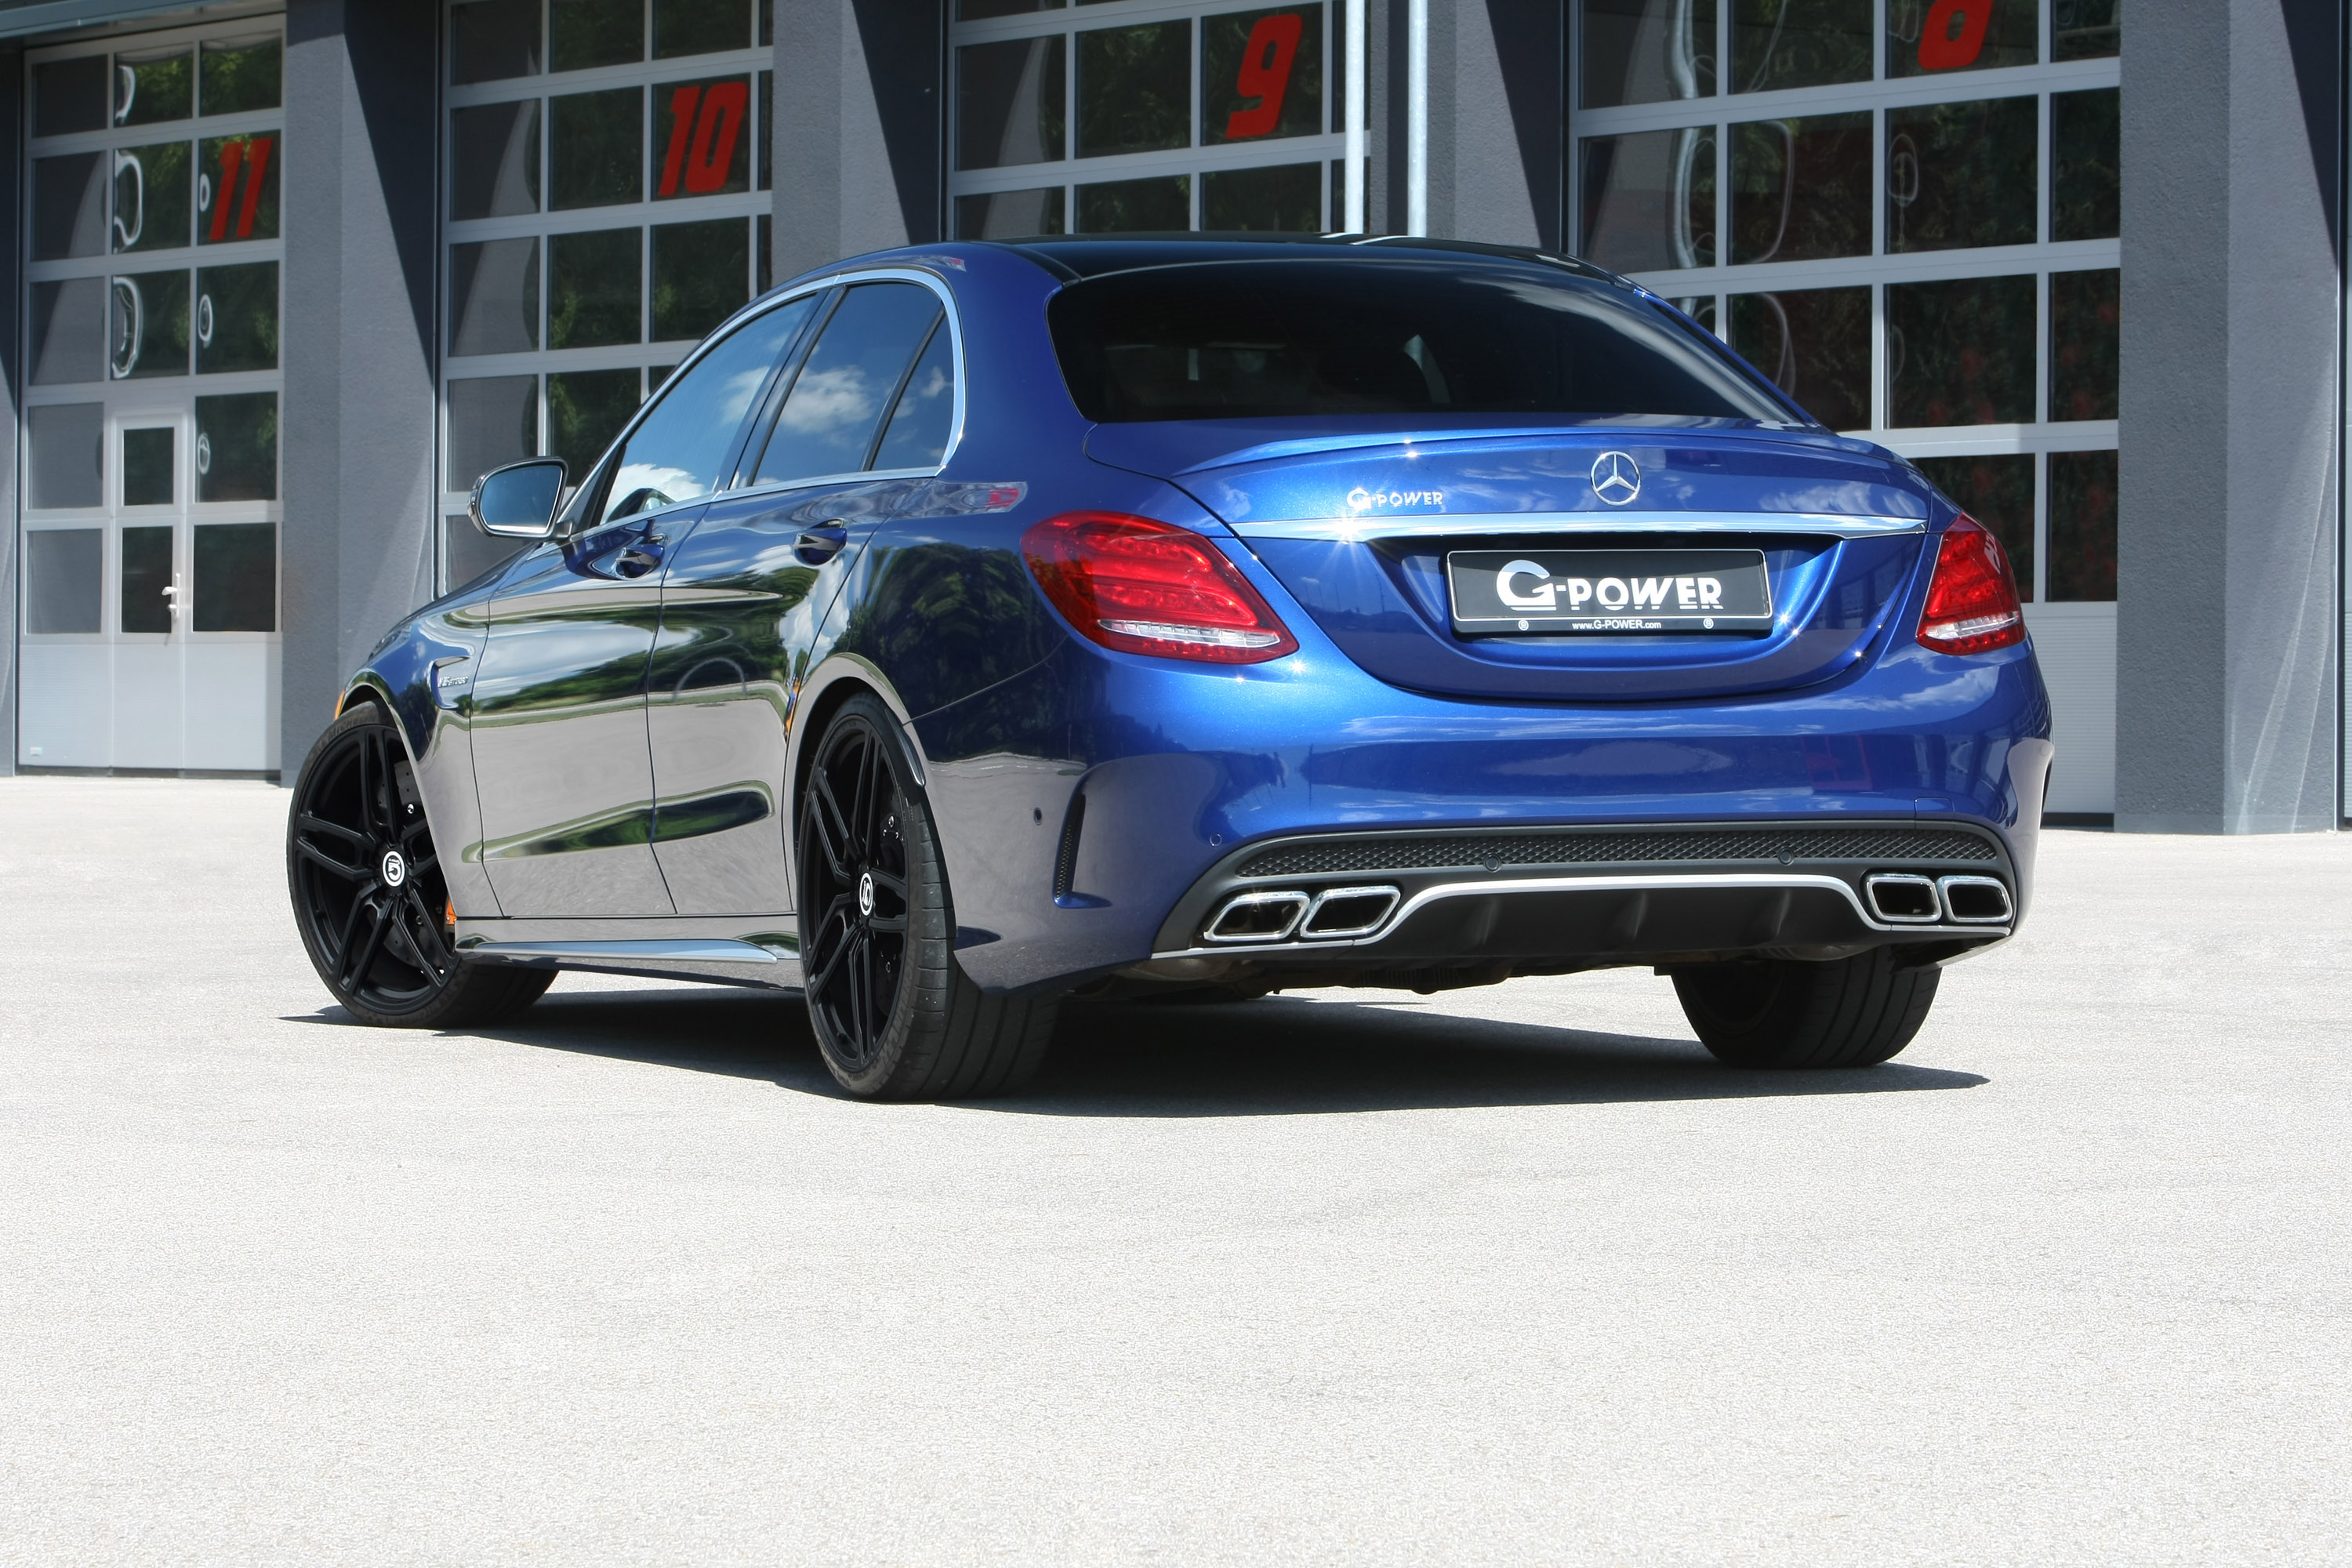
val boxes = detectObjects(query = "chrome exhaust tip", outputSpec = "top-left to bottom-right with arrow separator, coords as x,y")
1203,890 -> 1310,944
1298,885 -> 1401,939
1864,873 -> 1943,924
1936,874 -> 2013,924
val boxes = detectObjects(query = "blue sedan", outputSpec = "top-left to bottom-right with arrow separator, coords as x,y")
286,235 -> 2050,1098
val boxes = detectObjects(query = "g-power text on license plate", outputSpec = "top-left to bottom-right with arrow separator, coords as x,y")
1446,549 -> 1773,634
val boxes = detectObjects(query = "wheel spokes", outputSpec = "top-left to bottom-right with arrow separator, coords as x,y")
339,897 -> 390,988
296,837 -> 367,881
299,812 -> 365,845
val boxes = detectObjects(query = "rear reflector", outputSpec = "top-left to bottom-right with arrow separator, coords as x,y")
1022,511 -> 1299,665
1917,515 -> 2026,655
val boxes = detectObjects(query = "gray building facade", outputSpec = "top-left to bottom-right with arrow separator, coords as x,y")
0,0 -> 2342,832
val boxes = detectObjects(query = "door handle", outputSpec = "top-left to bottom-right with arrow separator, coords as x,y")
793,524 -> 848,565
615,533 -> 666,578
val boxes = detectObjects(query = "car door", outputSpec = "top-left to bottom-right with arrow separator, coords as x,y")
467,299 -> 809,916
647,278 -> 958,916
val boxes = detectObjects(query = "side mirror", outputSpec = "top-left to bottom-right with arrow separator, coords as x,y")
470,458 -> 568,539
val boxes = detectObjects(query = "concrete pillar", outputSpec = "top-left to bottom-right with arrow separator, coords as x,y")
279,0 -> 440,774
1410,0 -> 1565,249
2115,0 -> 2343,832
0,45 -> 20,778
772,0 -> 944,279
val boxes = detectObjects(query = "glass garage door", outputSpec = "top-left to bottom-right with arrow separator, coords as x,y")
439,0 -> 775,590
948,0 -> 1345,238
1571,0 -> 2121,814
17,22 -> 285,772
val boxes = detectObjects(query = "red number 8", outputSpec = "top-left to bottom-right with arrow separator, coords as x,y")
1226,13 -> 1304,140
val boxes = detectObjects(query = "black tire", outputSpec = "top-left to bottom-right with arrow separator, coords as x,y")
287,704 -> 555,1029
797,694 -> 1056,1099
1671,947 -> 1939,1069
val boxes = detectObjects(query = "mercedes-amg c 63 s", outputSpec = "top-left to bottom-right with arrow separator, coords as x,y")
287,235 -> 2050,1098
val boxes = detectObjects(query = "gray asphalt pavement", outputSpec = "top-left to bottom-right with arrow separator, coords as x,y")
2,777 -> 2347,1566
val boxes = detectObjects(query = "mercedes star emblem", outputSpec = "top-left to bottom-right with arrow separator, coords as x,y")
379,849 -> 407,888
1590,450 -> 1642,506
858,871 -> 876,917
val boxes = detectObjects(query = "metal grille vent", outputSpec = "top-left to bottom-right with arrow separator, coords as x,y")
1236,826 -> 1999,878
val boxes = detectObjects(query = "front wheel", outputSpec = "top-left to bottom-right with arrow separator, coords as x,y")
1671,947 -> 1939,1069
287,704 -> 554,1029
796,695 -> 1055,1099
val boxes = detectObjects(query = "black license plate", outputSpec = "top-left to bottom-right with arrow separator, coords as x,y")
1446,548 -> 1773,634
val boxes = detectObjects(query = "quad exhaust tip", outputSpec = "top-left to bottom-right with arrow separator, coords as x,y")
1864,871 -> 2013,926
1203,885 -> 1402,944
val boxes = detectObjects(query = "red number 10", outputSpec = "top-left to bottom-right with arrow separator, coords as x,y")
659,81 -> 750,198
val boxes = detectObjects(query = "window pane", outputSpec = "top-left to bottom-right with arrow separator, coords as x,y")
654,75 -> 751,198
1579,129 -> 1715,271
2048,450 -> 2116,601
2052,87 -> 2118,241
753,283 -> 941,485
551,88 -> 644,208
2053,0 -> 2118,60
1201,162 -> 1322,230
200,34 -> 282,114
448,375 -> 540,490
192,521 -> 276,631
759,70 -> 773,188
963,0 -> 1063,15
1886,96 -> 2035,253
554,0 -> 643,71
1669,294 -> 1718,335
652,217 -> 748,340
27,530 -> 103,633
1077,22 -> 1192,157
956,187 -> 1068,238
1730,113 -> 1868,263
453,0 -> 543,84
1731,0 -> 1868,93
873,324 -> 957,470
197,132 -> 279,245
122,523 -> 175,631
30,278 -> 107,387
449,237 -> 541,355
1582,0 -> 1716,107
34,153 -> 107,260
957,37 -> 1067,170
757,212 -> 771,292
1203,5 -> 1323,146
195,391 -> 278,502
653,0 -> 747,57
2050,267 -> 2118,422
30,405 -> 104,509
604,295 -> 814,519
1912,454 -> 2034,599
122,430 -> 176,510
196,262 -> 279,372
111,269 -> 192,379
452,100 -> 542,218
550,368 -> 644,476
115,47 -> 192,126
1728,286 -> 1869,431
34,56 -> 107,137
1889,0 -> 2036,77
1886,274 -> 2036,426
113,141 -> 194,253
1076,175 -> 1191,232
550,227 -> 643,347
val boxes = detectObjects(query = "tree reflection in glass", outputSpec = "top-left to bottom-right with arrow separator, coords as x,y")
1886,274 -> 2036,426
1731,113 -> 1868,263
1886,96 -> 2035,253
1732,0 -> 1869,93
1730,286 -> 1869,431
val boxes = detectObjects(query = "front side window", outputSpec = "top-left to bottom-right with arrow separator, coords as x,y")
599,294 -> 815,522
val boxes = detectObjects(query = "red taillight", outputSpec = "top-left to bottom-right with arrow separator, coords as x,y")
1022,511 -> 1299,664
1917,515 -> 2026,655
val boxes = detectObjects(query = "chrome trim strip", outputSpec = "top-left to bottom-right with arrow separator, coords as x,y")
1152,872 -> 2005,959
1225,511 -> 1926,543
468,938 -> 782,964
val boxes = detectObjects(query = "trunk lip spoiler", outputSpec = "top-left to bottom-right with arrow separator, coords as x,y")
1225,511 -> 1929,543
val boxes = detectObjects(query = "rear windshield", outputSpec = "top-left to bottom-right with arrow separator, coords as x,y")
1047,259 -> 1796,424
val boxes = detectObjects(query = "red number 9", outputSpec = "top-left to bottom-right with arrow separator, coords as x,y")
1226,13 -> 1305,140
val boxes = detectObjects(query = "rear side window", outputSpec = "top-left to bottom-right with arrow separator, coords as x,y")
1047,259 -> 1794,423
750,281 -> 946,485
599,293 -> 816,524
873,321 -> 956,470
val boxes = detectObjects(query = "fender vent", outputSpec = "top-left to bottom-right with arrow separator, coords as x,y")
1236,826 -> 1998,879
1052,792 -> 1086,898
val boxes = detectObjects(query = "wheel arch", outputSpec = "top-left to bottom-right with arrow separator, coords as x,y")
785,655 -> 934,896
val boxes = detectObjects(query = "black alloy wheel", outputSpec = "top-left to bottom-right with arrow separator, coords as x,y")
287,703 -> 551,1028
796,694 -> 1056,1099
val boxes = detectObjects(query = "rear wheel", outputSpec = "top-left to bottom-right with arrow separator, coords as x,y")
1671,948 -> 1938,1069
797,695 -> 1055,1099
287,704 -> 554,1028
